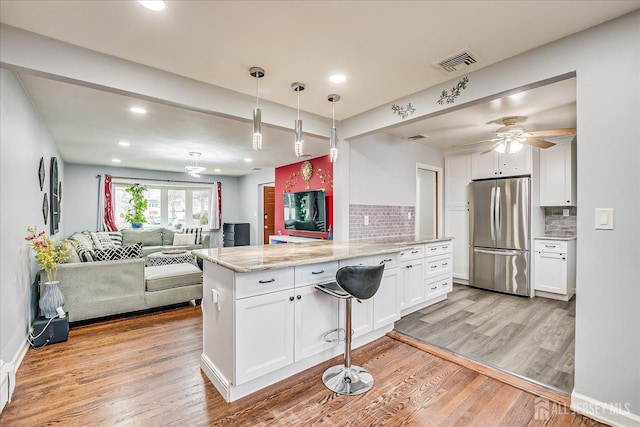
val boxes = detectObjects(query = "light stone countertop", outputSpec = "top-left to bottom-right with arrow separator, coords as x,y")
534,235 -> 577,241
193,237 -> 452,273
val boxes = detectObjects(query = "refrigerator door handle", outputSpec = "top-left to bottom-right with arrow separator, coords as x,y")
474,248 -> 524,256
490,186 -> 496,242
495,185 -> 501,241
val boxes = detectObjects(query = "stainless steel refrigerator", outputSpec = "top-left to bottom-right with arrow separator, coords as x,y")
469,177 -> 530,296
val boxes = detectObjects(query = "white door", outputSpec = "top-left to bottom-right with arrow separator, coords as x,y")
235,289 -> 294,384
445,207 -> 470,281
294,285 -> 339,361
534,252 -> 568,294
401,259 -> 425,309
373,267 -> 401,329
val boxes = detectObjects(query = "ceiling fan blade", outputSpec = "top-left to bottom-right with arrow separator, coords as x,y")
524,138 -> 555,149
481,142 -> 502,154
528,128 -> 576,137
451,138 -> 500,148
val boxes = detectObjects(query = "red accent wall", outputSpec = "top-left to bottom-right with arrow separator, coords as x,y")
275,156 -> 334,239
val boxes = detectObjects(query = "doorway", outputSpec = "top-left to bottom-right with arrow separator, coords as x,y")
415,163 -> 443,239
262,185 -> 275,245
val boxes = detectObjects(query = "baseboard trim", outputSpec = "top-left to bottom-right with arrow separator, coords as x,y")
571,391 -> 640,427
387,330 -> 571,408
0,337 -> 29,413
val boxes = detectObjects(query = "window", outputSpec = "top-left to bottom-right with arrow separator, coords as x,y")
113,181 -> 212,230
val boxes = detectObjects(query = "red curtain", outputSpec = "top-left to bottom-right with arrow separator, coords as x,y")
104,174 -> 118,231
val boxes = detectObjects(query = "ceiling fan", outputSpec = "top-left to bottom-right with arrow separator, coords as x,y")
480,117 -> 576,154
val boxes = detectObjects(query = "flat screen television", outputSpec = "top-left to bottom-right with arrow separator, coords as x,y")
283,190 -> 326,233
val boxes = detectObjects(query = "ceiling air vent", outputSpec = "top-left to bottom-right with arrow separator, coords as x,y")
406,134 -> 429,141
431,48 -> 480,74
252,167 -> 262,171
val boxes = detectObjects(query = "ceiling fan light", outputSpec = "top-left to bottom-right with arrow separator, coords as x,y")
509,140 -> 523,153
495,142 -> 507,154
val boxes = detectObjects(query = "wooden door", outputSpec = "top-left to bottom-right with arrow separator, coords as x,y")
263,186 -> 275,244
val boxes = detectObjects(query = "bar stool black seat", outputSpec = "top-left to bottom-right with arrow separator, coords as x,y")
314,264 -> 385,395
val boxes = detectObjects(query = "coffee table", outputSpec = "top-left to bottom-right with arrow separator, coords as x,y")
147,250 -> 198,267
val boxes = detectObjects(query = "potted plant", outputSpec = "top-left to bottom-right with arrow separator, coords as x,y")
124,183 -> 148,228
25,226 -> 72,318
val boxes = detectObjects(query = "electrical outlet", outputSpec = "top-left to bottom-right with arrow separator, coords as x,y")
364,215 -> 369,226
408,212 -> 412,220
563,209 -> 569,217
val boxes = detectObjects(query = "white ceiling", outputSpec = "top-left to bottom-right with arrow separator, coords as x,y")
1,1 -> 637,175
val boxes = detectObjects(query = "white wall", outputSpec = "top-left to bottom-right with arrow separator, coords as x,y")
347,133 -> 443,206
0,69 -> 63,368
63,163 -> 241,247
237,168 -> 276,245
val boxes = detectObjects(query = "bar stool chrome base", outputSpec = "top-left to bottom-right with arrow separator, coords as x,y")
322,364 -> 374,395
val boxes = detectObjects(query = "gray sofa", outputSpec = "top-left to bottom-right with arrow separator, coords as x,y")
39,227 -> 209,322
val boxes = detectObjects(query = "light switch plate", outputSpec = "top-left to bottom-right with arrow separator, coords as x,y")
563,209 -> 569,217
364,215 -> 369,226
595,208 -> 614,230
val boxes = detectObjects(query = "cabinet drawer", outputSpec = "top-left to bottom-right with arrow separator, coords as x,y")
398,246 -> 424,261
426,273 -> 452,297
535,240 -> 567,253
424,241 -> 452,257
294,261 -> 339,287
235,268 -> 294,299
339,253 -> 398,269
425,254 -> 452,278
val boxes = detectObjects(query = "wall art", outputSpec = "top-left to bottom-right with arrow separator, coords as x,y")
437,77 -> 469,105
38,157 -> 45,191
391,102 -> 416,119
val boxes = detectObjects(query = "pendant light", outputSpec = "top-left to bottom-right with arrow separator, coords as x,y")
250,67 -> 265,150
185,152 -> 205,178
327,94 -> 340,162
291,82 -> 305,157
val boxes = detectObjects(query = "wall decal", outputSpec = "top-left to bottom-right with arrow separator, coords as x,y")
437,76 -> 469,105
391,103 -> 416,119
38,157 -> 45,191
42,193 -> 49,225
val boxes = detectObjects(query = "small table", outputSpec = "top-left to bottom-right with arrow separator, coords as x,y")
147,250 -> 197,267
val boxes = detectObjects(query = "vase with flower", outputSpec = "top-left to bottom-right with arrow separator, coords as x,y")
25,226 -> 72,318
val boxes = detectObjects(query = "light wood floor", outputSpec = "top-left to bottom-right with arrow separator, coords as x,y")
395,284 -> 576,394
0,305 -> 598,426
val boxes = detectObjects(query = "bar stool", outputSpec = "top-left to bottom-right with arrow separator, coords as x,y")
314,264 -> 385,395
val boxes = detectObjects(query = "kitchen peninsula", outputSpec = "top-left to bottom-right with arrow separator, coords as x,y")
193,238 -> 453,402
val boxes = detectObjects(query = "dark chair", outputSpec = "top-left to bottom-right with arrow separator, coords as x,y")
314,264 -> 385,395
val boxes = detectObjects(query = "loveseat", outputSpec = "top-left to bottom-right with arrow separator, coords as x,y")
39,227 -> 210,322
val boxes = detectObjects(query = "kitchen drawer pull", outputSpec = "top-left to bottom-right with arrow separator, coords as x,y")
311,270 -> 325,275
406,265 -> 413,269
431,265 -> 438,269
544,244 -> 557,248
442,262 -> 448,266
431,286 -> 438,290
380,258 -> 392,264
430,247 -> 438,251
258,278 -> 276,284
411,250 -> 420,254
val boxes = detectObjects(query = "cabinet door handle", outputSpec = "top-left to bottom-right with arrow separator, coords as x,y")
311,270 -> 325,275
259,278 -> 275,284
406,265 -> 413,269
562,257 -> 566,260
289,296 -> 294,301
297,295 -> 302,300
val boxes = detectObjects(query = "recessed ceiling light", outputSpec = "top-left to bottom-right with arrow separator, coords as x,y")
112,158 -> 121,163
214,168 -> 221,172
138,1 -> 165,11
329,74 -> 346,83
129,107 -> 147,114
244,158 -> 252,163
118,141 -> 130,146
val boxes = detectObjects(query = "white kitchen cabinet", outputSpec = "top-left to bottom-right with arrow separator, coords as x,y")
539,141 -> 576,206
373,266 -> 401,329
294,285 -> 339,361
534,239 -> 576,301
445,207 -> 469,281
235,288 -> 295,384
444,153 -> 471,282
471,145 -> 531,180
424,241 -> 453,301
399,247 -> 425,311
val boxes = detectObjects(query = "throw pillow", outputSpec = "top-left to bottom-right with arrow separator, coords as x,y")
90,232 -> 118,250
106,231 -> 123,247
71,232 -> 94,249
182,227 -> 202,245
76,244 -> 96,262
173,233 -> 196,246
93,242 -> 143,262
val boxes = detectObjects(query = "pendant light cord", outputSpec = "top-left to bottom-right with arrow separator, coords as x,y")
255,77 -> 259,108
297,92 -> 300,120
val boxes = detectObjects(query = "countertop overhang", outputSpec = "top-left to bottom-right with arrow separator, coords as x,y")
193,237 -> 452,273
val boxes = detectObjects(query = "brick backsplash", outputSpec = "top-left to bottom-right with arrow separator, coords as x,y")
349,204 -> 415,240
544,207 -> 577,236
